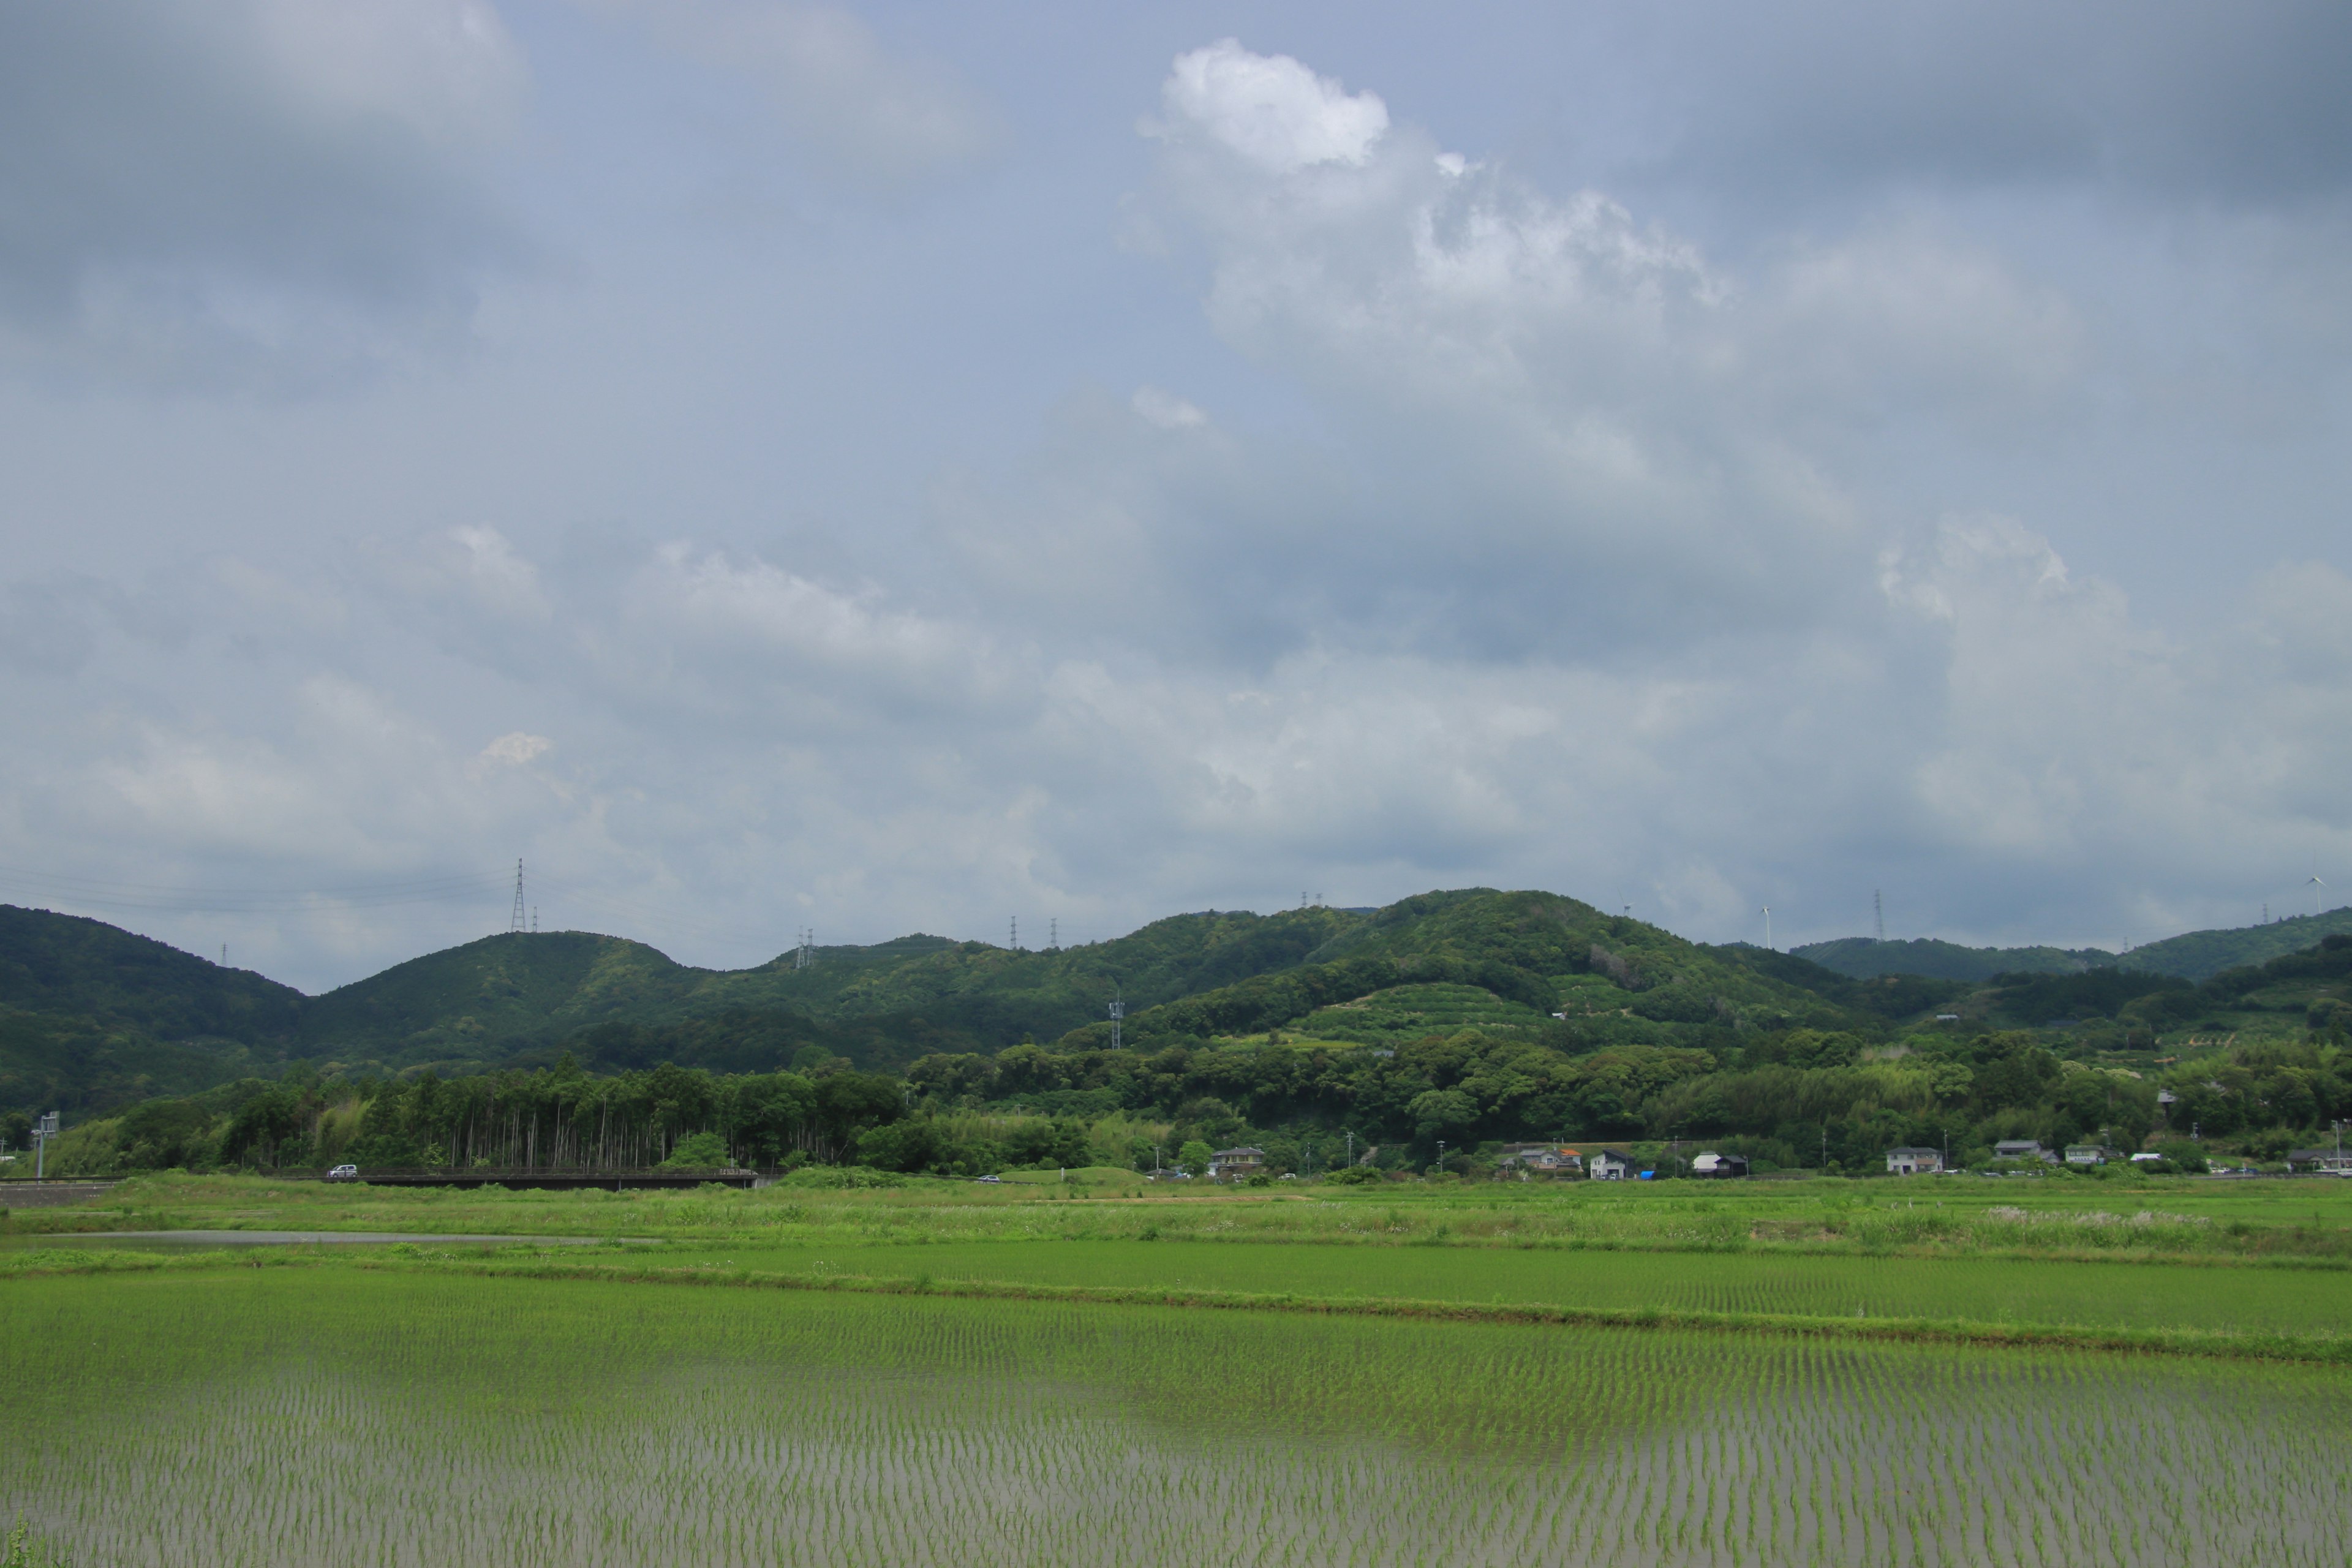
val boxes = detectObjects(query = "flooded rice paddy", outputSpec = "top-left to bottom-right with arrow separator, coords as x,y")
6,1268 -> 2351,1566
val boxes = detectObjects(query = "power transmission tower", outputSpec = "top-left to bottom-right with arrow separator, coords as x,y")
794,929 -> 815,970
1108,987 -> 1124,1050
1049,918 -> 1057,951
1010,916 -> 1018,951
1875,890 -> 1884,944
510,860 -> 526,933
532,907 -> 538,934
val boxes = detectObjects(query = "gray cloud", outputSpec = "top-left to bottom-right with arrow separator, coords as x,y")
1613,0 -> 2352,206
0,17 -> 2346,990
578,0 -> 1005,190
0,0 -> 529,387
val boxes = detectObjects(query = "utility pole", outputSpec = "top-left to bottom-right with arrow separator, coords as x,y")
1345,1129 -> 1355,1168
31,1112 -> 58,1180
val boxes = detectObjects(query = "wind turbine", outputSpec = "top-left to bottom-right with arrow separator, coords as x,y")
1761,906 -> 1773,952
2312,873 -> 2328,919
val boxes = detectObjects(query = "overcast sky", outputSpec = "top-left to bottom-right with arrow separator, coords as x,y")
2,0 -> 2347,991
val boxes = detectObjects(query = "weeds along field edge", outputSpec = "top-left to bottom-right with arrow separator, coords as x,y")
7,1268 -> 2352,1567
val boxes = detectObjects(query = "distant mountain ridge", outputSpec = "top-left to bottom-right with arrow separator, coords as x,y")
1792,937 -> 2117,984
1795,907 -> 2352,985
12,891 -> 2352,1123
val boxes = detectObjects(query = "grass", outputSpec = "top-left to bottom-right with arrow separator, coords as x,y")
7,1267 -> 2352,1566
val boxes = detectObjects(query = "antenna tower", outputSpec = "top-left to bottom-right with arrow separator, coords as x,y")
1874,890 -> 1884,944
1108,988 -> 1125,1050
510,860 -> 526,933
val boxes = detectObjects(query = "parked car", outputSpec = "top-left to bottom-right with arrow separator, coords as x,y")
326,1164 -> 359,1179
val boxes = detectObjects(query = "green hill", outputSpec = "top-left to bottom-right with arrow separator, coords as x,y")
1795,910 -> 2352,986
0,903 -> 1371,1107
1792,937 -> 2117,982
2119,907 -> 2352,982
0,905 -> 304,1042
1047,890 -> 1860,1051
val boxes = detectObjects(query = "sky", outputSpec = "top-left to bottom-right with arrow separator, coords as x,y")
1,0 -> 2348,992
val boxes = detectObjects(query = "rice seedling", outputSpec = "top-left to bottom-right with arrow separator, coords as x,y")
5,1267 -> 2351,1566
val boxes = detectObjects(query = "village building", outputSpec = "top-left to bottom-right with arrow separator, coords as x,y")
1689,1152 -> 1749,1178
1885,1147 -> 1943,1175
1992,1139 -> 2056,1164
2288,1147 -> 2352,1175
1587,1149 -> 1636,1181
1496,1144 -> 1583,1177
1208,1146 -> 1266,1181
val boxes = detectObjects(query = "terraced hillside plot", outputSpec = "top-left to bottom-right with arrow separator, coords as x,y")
7,1269 -> 2352,1566
639,1237 -> 2352,1337
1295,981 -> 1554,1042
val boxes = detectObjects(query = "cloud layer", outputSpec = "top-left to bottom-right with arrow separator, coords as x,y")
0,18 -> 2345,990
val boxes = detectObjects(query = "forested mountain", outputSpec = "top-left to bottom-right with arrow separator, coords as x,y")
0,902 -> 1362,1113
1796,908 -> 2352,985
0,906 -> 304,1041
12,894 -> 2352,1181
1793,937 -> 2117,982
2117,908 -> 2352,982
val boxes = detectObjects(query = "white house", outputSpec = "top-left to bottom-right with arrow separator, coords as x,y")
1885,1147 -> 1943,1175
1588,1149 -> 1635,1181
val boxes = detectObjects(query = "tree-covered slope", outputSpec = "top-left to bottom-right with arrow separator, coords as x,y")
2120,908 -> 2352,982
0,1005 -> 270,1121
295,931 -> 712,1060
0,905 -> 304,1043
1793,937 -> 2117,982
684,907 -> 1362,1045
1047,890 -> 1865,1050
289,908 -> 1365,1066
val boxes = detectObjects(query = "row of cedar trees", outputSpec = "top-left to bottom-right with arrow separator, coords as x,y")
195,1060 -> 904,1172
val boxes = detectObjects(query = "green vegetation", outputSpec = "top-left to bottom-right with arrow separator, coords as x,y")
1798,905 -> 2352,985
17,892 -> 2352,1186
2122,905 -> 2352,981
1794,935 -> 2118,981
9,1172 -> 2352,1564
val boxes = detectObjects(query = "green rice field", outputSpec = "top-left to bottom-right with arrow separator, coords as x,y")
635,1237 -> 2352,1337
9,1267 -> 2352,1567
10,1176 -> 2352,1563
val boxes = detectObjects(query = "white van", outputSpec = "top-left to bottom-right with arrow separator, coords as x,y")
326,1164 -> 359,1179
